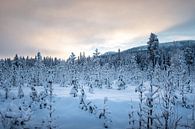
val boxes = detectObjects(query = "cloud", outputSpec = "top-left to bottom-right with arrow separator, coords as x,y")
159,18 -> 195,42
0,0 -> 195,58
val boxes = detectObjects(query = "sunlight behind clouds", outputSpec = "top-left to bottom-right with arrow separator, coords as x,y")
0,0 -> 195,58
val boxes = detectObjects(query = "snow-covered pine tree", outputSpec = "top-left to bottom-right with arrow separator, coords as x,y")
99,97 -> 112,128
93,48 -> 100,58
92,49 -> 103,89
79,88 -> 88,111
39,78 -> 50,109
67,52 -> 77,82
2,79 -> 11,100
135,81 -> 146,129
104,78 -> 112,89
88,83 -> 94,94
12,54 -> 24,88
184,47 -> 194,76
94,76 -> 102,88
70,78 -> 79,97
46,70 -> 55,129
117,75 -> 126,90
144,64 -> 160,129
180,71 -> 191,108
60,74 -> 66,87
128,100 -> 136,129
29,86 -> 38,107
144,81 -> 159,129
17,85 -> 24,99
144,33 -> 161,129
34,52 -> 44,86
147,33 -> 160,68
0,61 -> 12,96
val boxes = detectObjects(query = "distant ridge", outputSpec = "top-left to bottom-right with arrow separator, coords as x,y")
101,40 -> 195,57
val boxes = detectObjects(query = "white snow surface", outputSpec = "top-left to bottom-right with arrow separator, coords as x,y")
0,84 -> 138,129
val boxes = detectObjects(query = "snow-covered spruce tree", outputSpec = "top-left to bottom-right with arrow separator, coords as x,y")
29,85 -> 38,107
184,47 -> 194,76
69,78 -> 79,97
117,75 -> 126,90
79,88 -> 88,111
180,71 -> 191,108
104,78 -> 112,89
88,83 -> 94,94
143,62 -> 160,129
0,61 -> 12,99
93,48 -> 100,58
2,79 -> 11,100
0,66 -> 2,82
144,79 -> 159,129
60,74 -> 66,87
17,85 -> 24,99
131,56 -> 144,85
67,52 -> 77,83
135,51 -> 148,71
99,97 -> 112,128
39,91 -> 48,109
135,81 -> 146,129
128,101 -> 137,129
93,49 -> 103,89
34,52 -> 44,86
38,78 -> 50,109
94,76 -> 102,88
12,54 -> 24,88
78,86 -> 98,115
144,33 -> 160,129
101,63 -> 112,89
147,33 -> 160,68
46,70 -> 55,129
182,73 -> 192,106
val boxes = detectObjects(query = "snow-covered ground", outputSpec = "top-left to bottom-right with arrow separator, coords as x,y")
0,84 -> 138,129
0,83 -> 194,129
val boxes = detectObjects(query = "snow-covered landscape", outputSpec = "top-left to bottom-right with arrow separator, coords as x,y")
0,33 -> 195,129
1,0 -> 195,128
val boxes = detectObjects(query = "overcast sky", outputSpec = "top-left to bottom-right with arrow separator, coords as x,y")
0,0 -> 195,59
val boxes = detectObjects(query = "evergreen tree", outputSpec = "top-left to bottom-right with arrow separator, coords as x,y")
18,85 -> 24,99
147,33 -> 160,68
47,70 -> 55,129
69,79 -> 79,97
88,83 -> 94,94
34,52 -> 44,86
93,48 -> 100,58
128,102 -> 136,129
117,75 -> 126,90
79,88 -> 88,111
184,47 -> 194,75
99,97 -> 112,128
135,81 -> 146,129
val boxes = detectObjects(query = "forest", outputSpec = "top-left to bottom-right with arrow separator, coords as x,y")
0,33 -> 195,129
